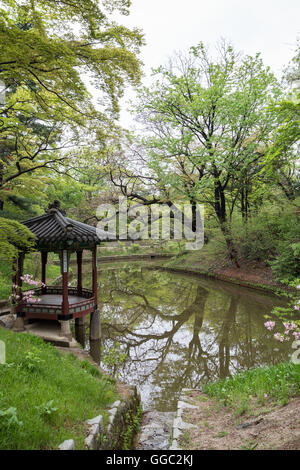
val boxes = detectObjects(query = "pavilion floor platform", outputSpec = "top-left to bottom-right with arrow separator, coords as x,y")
24,320 -> 79,348
37,294 -> 89,306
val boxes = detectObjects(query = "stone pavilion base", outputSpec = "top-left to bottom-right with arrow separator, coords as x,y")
24,320 -> 79,348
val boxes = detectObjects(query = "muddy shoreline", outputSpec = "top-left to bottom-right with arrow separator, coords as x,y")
147,263 -> 292,296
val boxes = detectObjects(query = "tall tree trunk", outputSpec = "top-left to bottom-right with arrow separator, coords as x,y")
241,176 -> 249,223
214,179 -> 240,267
190,198 -> 203,233
220,223 -> 240,268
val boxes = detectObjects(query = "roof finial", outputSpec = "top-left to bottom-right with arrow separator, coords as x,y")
46,200 -> 66,215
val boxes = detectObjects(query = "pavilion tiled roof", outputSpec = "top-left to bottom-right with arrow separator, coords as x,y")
22,201 -> 114,249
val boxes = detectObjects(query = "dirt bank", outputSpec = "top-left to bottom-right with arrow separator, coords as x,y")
159,253 -> 295,294
179,391 -> 300,450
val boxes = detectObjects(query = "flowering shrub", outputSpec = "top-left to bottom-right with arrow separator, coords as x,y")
264,283 -> 300,343
11,274 -> 45,304
264,321 -> 276,331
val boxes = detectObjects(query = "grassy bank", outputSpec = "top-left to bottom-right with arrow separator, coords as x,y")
161,248 -> 295,294
203,362 -> 300,415
179,362 -> 300,450
0,328 -> 117,449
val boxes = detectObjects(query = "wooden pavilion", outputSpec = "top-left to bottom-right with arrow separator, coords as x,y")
13,200 -> 112,341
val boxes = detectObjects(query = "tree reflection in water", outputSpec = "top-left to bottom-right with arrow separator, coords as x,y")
78,263 -> 290,411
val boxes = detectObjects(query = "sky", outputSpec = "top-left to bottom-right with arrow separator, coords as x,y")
113,0 -> 300,127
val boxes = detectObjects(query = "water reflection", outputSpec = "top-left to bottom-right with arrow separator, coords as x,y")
80,263 -> 291,411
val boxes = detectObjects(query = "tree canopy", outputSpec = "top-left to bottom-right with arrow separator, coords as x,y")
0,0 -> 143,216
110,42 -> 284,264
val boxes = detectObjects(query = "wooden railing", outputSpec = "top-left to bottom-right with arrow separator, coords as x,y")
18,287 -> 95,319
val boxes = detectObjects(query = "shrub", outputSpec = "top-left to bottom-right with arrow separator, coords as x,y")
270,242 -> 300,280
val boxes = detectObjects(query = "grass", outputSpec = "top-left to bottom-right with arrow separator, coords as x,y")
202,362 -> 300,415
240,440 -> 259,450
180,430 -> 192,447
0,328 -> 118,449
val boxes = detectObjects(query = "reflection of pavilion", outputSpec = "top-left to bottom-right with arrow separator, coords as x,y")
13,200 -> 111,344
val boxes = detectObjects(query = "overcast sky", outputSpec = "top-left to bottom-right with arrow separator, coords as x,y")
113,0 -> 300,127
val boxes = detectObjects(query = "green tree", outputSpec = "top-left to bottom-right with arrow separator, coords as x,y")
0,217 -> 35,260
0,0 -> 143,211
0,0 -> 143,121
0,94 -> 67,211
265,44 -> 300,201
128,42 -> 282,265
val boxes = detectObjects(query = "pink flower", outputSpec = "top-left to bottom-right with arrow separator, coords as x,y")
283,322 -> 297,332
274,333 -> 285,342
264,321 -> 276,331
21,274 -> 41,286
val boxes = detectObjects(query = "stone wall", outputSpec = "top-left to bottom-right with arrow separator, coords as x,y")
99,386 -> 142,450
58,385 -> 142,450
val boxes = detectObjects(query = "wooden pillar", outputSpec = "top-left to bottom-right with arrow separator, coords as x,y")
11,258 -> 17,308
13,252 -> 25,331
77,250 -> 83,296
60,249 -> 71,340
92,246 -> 98,307
41,251 -> 47,294
90,245 -> 100,341
61,250 -> 69,317
17,252 -> 24,305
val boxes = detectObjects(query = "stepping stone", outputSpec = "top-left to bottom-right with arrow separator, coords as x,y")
135,411 -> 175,450
173,417 -> 197,429
177,400 -> 198,409
58,439 -> 75,450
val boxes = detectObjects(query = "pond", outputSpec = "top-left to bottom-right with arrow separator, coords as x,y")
75,261 -> 291,412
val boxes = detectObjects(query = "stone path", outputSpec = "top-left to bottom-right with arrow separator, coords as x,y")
135,390 -> 200,450
135,411 -> 175,450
